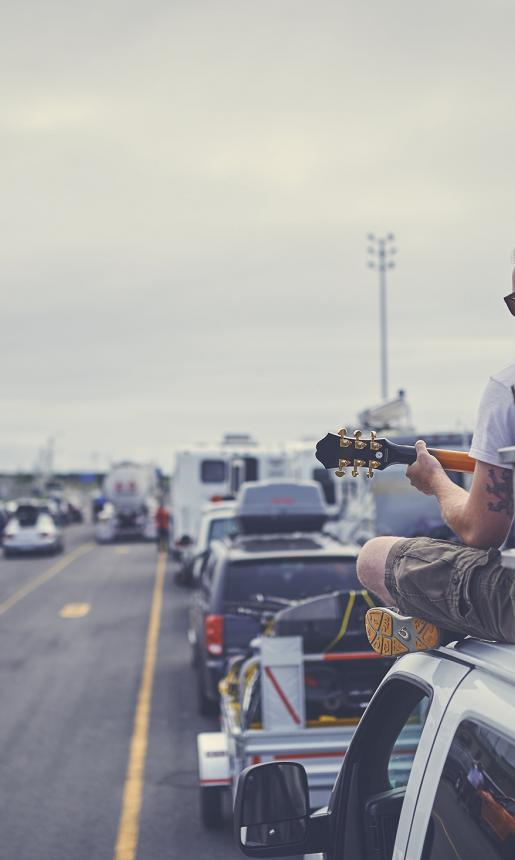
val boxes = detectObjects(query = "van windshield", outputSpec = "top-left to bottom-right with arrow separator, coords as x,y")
224,557 -> 359,604
208,517 -> 237,543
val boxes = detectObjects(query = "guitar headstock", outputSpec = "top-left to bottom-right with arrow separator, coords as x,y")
315,429 -> 388,478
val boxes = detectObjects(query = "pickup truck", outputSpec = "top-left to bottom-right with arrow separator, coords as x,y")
233,448 -> 515,860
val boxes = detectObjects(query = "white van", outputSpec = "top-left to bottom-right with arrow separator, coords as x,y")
185,501 -> 237,585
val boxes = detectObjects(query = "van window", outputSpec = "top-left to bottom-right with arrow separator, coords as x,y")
243,457 -> 258,482
331,677 -> 430,860
388,696 -> 430,788
208,517 -> 237,543
200,460 -> 226,484
200,555 -> 217,594
423,719 -> 515,859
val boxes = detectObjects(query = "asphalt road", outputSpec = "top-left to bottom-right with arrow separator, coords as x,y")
0,525 -> 238,860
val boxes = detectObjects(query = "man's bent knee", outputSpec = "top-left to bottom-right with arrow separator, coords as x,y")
357,536 -> 403,604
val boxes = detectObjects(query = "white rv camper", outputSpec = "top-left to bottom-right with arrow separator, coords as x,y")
286,440 -> 344,518
171,435 -> 289,548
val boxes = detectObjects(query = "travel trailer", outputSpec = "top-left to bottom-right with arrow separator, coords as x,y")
171,435 -> 289,548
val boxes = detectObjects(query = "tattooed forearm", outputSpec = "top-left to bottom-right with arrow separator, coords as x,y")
486,468 -> 514,516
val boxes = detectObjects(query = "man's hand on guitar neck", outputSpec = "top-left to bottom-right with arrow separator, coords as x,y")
406,440 -> 448,495
406,440 -> 513,549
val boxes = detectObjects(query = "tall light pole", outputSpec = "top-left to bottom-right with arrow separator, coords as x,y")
367,233 -> 397,401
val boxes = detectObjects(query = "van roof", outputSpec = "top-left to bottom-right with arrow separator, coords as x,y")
200,502 -> 237,519
441,638 -> 515,683
214,531 -> 360,562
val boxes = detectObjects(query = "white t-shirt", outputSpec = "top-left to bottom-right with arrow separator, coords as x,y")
469,363 -> 515,467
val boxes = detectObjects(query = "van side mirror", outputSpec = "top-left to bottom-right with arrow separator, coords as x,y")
234,762 -> 329,858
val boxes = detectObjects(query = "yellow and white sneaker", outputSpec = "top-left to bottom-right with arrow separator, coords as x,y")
365,607 -> 441,657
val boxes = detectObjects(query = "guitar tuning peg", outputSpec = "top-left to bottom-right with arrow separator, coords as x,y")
354,429 -> 366,450
338,428 -> 352,448
367,459 -> 381,478
369,431 -> 382,451
335,458 -> 351,477
352,459 -> 366,477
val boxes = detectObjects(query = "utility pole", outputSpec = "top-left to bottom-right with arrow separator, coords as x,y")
367,233 -> 397,401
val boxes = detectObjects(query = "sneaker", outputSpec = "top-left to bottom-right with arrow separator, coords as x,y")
365,607 -> 442,657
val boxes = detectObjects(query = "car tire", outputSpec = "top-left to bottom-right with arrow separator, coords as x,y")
197,664 -> 218,717
174,565 -> 193,587
191,643 -> 199,670
3,549 -> 12,559
200,786 -> 224,829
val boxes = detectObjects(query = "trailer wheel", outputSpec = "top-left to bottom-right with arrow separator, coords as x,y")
200,786 -> 224,828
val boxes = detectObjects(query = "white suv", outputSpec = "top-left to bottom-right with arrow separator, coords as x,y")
179,502 -> 236,586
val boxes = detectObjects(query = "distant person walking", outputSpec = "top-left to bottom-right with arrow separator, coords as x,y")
155,503 -> 170,554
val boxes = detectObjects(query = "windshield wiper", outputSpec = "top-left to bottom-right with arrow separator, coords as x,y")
225,594 -> 296,612
247,593 -> 296,607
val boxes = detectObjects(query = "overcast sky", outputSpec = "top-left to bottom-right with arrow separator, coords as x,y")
1,0 -> 515,471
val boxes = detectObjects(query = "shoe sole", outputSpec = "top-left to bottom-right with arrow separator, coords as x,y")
365,608 -> 441,657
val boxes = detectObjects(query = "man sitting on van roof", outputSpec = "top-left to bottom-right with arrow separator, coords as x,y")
358,267 -> 515,654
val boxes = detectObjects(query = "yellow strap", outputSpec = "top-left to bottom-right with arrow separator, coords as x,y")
324,591 -> 356,652
323,590 -> 375,652
362,589 -> 376,609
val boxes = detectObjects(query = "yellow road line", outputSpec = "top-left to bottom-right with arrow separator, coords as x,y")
0,543 -> 94,617
114,551 -> 167,860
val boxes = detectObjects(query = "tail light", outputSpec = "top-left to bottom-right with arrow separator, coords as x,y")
204,614 -> 224,656
305,674 -> 319,688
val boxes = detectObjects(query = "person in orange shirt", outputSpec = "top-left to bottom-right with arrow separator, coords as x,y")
155,503 -> 170,553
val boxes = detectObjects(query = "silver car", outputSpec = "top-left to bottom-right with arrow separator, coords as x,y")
2,500 -> 64,558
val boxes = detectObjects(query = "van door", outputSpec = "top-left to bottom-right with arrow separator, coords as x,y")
406,667 -> 515,859
327,652 -> 470,860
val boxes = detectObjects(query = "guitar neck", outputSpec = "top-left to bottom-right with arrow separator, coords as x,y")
390,443 -> 476,473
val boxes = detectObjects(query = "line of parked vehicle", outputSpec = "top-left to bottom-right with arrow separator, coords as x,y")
167,436 -> 515,860
173,478 -> 393,828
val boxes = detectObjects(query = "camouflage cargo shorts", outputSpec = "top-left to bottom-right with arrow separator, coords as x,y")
384,537 -> 515,643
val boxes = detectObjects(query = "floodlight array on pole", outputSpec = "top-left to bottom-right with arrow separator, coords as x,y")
367,233 -> 397,401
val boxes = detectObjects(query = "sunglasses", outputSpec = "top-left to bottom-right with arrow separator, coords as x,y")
504,293 -> 515,316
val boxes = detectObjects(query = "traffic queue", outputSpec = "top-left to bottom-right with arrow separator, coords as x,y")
171,434 -> 515,860
190,479 -> 395,828
1,429 -> 514,860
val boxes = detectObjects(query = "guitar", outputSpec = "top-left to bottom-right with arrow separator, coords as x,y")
315,429 -> 476,479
